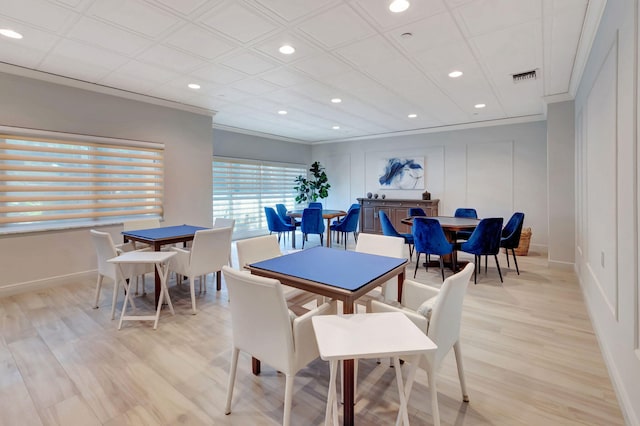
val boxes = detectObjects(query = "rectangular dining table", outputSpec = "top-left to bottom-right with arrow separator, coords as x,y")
122,224 -> 208,306
246,246 -> 408,426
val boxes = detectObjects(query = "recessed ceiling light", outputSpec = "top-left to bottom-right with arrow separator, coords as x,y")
278,110 -> 287,115
401,32 -> 413,39
389,0 -> 410,13
408,113 -> 417,118
187,83 -> 201,89
0,29 -> 23,39
332,126 -> 340,130
331,98 -> 342,104
474,103 -> 486,109
448,70 -> 463,78
279,45 -> 295,55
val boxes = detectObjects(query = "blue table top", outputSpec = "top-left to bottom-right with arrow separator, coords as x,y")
249,246 -> 406,291
122,224 -> 208,240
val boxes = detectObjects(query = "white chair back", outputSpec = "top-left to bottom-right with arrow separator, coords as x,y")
236,235 -> 282,270
213,217 -> 235,230
189,227 -> 233,276
427,262 -> 474,367
223,266 -> 294,373
356,233 -> 405,300
90,230 -> 119,279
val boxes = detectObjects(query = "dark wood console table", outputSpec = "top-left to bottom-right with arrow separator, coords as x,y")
358,198 -> 439,234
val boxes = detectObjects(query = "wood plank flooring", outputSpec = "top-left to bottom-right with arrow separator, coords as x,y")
0,236 -> 625,425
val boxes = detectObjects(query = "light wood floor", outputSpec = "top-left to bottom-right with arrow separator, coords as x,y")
0,234 -> 625,425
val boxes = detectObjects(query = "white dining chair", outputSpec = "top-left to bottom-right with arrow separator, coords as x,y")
235,235 -> 323,311
170,227 -> 233,314
123,218 -> 161,294
370,262 -> 475,426
222,266 -> 336,426
90,230 -> 151,319
213,217 -> 235,267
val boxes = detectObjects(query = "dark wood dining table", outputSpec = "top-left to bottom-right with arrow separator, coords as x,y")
247,246 -> 408,426
122,224 -> 208,306
286,209 -> 346,248
401,216 -> 481,270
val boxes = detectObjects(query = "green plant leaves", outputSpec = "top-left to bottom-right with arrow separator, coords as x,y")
294,161 -> 331,203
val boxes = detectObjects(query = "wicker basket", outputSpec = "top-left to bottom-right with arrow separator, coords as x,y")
514,227 -> 532,256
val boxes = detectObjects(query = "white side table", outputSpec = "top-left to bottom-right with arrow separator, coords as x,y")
312,312 -> 437,426
108,251 -> 176,330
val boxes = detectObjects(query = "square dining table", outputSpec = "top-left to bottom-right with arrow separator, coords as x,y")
246,246 -> 408,426
122,224 -> 208,306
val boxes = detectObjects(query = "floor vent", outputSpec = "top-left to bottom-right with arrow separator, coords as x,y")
512,69 -> 537,83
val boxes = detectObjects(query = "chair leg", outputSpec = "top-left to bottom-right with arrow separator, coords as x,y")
320,233 -> 324,246
353,231 -> 358,244
428,367 -> 440,426
343,232 -> 347,250
414,253 -> 421,278
93,274 -> 103,309
216,270 -> 222,291
494,255 -> 503,282
439,257 -> 445,281
225,347 -> 240,415
453,341 -> 470,402
111,277 -> 119,320
485,255 -> 488,273
283,373 -> 294,426
511,248 -> 520,274
504,248 -> 511,268
302,233 -> 306,249
408,243 -> 414,261
473,255 -> 478,284
189,276 -> 197,314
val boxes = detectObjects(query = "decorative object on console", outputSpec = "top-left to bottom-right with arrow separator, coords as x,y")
422,190 -> 431,200
367,192 -> 373,199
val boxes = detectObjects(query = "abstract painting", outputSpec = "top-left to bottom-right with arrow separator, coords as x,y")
378,157 -> 425,189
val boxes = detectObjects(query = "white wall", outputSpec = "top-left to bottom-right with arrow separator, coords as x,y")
0,73 -> 213,294
213,129 -> 311,165
312,121 -> 548,252
573,0 -> 639,423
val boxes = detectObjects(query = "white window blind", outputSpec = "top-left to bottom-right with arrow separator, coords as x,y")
212,157 -> 305,239
0,132 -> 164,233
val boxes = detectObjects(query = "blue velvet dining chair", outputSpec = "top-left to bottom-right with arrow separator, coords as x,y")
379,210 -> 414,261
308,202 -> 323,210
412,217 -> 454,281
300,208 -> 325,248
454,208 -> 478,241
500,212 -> 525,275
265,207 -> 295,244
330,207 -> 360,249
408,207 -> 427,217
457,217 -> 504,284
332,203 -> 359,226
276,203 -> 299,231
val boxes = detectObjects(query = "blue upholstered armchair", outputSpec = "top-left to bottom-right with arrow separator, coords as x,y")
329,207 -> 360,249
412,217 -> 454,281
457,217 -> 504,284
408,207 -> 427,217
379,210 -> 414,261
264,207 -> 295,244
500,212 -> 525,275
454,208 -> 478,241
301,208 -> 325,248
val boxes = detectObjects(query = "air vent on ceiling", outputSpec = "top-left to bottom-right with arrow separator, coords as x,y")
512,69 -> 537,83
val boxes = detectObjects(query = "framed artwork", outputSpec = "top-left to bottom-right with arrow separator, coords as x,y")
378,157 -> 425,189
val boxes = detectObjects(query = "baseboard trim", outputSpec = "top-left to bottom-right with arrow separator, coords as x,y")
548,259 -> 575,270
0,270 -> 95,298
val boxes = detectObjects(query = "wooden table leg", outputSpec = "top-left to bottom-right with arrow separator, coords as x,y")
342,301 -> 355,426
326,218 -> 332,247
397,270 -> 405,303
252,357 -> 261,375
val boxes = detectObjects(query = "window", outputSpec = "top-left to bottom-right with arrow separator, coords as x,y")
0,128 -> 164,233
212,157 -> 305,239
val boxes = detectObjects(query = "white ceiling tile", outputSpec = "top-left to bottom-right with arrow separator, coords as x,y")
334,34 -> 404,69
454,0 -> 541,37
471,21 -> 542,76
296,4 -> 375,48
209,86 -> 253,103
151,0 -> 215,16
148,84 -> 199,102
253,0 -> 336,22
543,0 -> 588,15
56,0 -> 91,8
253,32 -> 319,63
292,53 -> 352,79
412,40 -> 477,74
199,2 -> 279,44
220,51 -> 278,75
164,24 -> 237,60
543,6 -> 585,95
138,44 -> 206,73
39,45 -> 121,82
0,0 -> 78,32
44,39 -> 129,73
114,60 -> 181,83
385,12 -> 464,54
230,78 -> 280,95
351,0 -> 447,30
0,19 -> 59,67
189,63 -> 247,85
66,17 -> 153,56
260,68 -> 316,87
88,0 -> 183,38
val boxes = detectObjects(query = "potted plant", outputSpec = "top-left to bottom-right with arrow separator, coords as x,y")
294,161 -> 331,203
